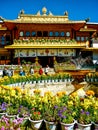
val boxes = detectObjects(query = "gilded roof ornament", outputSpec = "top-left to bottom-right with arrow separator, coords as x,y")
64,11 -> 68,16
42,7 -> 47,15
48,11 -> 53,16
20,9 -> 25,14
0,16 -> 5,21
36,11 -> 41,16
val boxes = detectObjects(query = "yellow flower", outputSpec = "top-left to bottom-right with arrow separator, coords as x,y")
44,91 -> 53,97
70,92 -> 77,97
86,90 -> 95,96
67,100 -> 73,106
56,91 -> 66,97
33,89 -> 41,95
14,86 -> 22,93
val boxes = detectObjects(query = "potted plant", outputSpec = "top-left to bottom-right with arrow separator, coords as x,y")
44,105 -> 59,130
77,109 -> 92,130
92,108 -> 98,129
6,103 -> 19,117
58,106 -> 75,130
17,105 -> 30,119
29,108 -> 43,130
0,115 -> 24,129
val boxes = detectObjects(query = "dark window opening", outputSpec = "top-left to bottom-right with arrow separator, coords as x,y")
43,31 -> 48,37
6,35 -> 11,45
37,31 -> 42,37
1,56 -> 6,60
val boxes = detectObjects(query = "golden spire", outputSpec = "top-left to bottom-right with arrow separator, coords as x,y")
42,7 -> 47,15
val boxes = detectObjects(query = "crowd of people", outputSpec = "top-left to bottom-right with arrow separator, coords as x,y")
20,64 -> 50,76
0,64 -> 50,77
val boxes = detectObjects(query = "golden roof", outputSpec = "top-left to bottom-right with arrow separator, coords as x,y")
1,7 -> 86,24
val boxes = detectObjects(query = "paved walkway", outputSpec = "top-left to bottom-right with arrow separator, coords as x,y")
24,81 -> 75,96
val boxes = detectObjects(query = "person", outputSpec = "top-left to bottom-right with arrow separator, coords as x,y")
8,68 -> 14,77
2,67 -> 8,77
39,66 -> 44,75
19,69 -> 25,76
29,66 -> 34,75
44,65 -> 50,75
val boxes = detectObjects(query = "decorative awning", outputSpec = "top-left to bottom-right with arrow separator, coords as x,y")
14,48 -> 76,57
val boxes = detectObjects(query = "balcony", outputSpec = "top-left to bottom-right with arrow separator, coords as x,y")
5,39 -> 87,49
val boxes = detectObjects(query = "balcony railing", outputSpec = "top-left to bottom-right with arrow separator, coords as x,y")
13,39 -> 87,47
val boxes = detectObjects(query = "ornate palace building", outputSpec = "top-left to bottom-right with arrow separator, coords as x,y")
0,7 -> 98,69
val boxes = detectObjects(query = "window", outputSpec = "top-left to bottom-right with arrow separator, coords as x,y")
61,32 -> 65,37
49,32 -> 53,37
66,32 -> 70,37
76,36 -> 80,41
1,56 -> 6,60
37,31 -> 42,37
0,36 -> 5,46
85,37 -> 88,41
55,32 -> 59,37
6,35 -> 11,45
32,31 -> 36,37
26,31 -> 30,37
20,31 -> 24,36
81,37 -> 84,41
0,35 -> 11,46
43,31 -> 48,37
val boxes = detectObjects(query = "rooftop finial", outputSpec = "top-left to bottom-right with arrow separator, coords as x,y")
64,11 -> 68,16
42,7 -> 47,15
48,11 -> 53,16
20,9 -> 25,14
37,11 -> 41,16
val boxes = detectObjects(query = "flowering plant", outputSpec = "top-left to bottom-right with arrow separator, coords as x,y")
0,102 -> 7,113
30,108 -> 42,120
44,105 -> 60,122
18,105 -> 30,118
58,106 -> 74,124
0,115 -> 24,129
42,91 -> 61,122
92,108 -> 98,124
77,109 -> 92,124
6,103 -> 19,115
